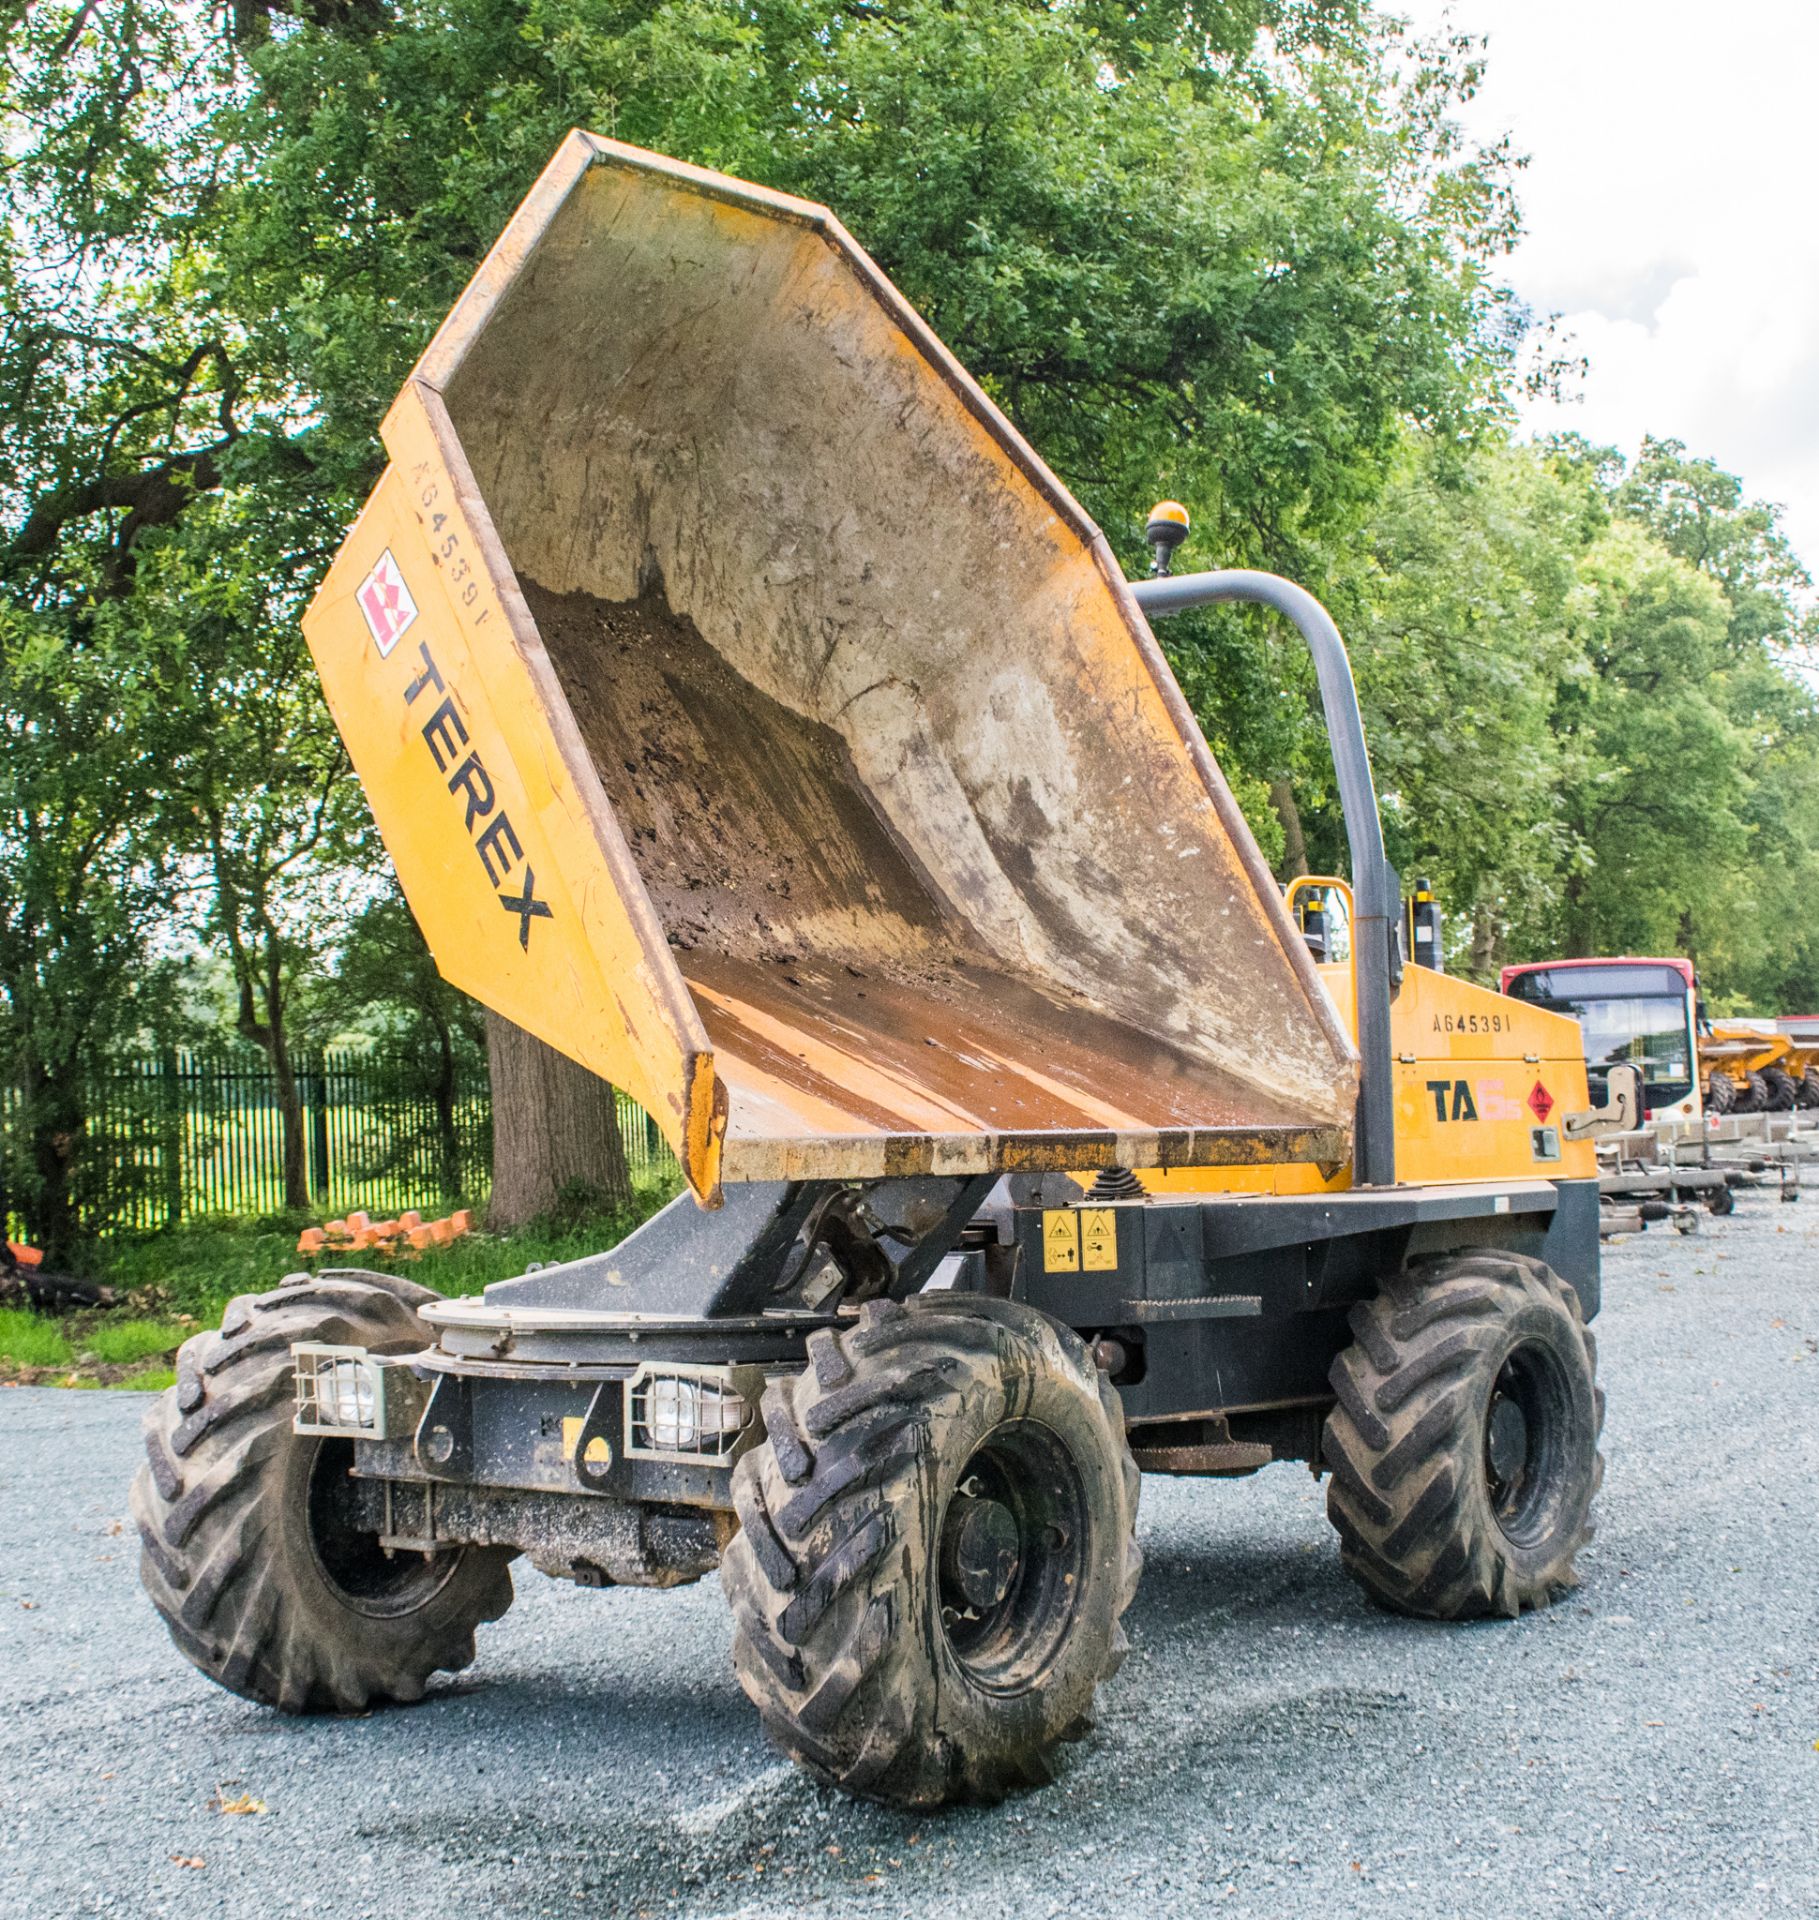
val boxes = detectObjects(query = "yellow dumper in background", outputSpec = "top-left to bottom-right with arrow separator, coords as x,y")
1701,1020 -> 1817,1112
136,135 -> 1635,1810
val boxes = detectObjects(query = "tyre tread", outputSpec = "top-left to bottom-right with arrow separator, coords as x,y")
723,1294 -> 1139,1806
1322,1252 -> 1602,1620
133,1275 -> 513,1713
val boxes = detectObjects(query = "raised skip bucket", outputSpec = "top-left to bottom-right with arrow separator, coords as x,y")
303,134 -> 1358,1204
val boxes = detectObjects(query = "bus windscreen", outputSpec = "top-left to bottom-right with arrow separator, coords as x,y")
1505,967 -> 1693,1111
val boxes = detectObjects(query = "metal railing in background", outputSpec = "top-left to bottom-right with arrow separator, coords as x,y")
2,1046 -> 677,1236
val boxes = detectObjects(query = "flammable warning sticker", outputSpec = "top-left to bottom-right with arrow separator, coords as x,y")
1042,1209 -> 1080,1272
1080,1208 -> 1117,1271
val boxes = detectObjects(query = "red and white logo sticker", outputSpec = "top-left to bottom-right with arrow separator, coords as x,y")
355,549 -> 419,657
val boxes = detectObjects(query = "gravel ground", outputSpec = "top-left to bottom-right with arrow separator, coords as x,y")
2,1195 -> 1815,1920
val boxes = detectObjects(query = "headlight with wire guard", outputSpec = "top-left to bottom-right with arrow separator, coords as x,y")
624,1364 -> 753,1462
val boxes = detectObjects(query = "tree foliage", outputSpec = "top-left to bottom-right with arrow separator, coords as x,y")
1308,431 -> 1819,1005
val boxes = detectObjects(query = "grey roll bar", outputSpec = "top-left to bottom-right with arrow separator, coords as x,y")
1131,569 -> 1398,1188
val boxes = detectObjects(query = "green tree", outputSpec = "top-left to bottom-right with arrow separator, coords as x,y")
1552,521 -> 1747,959
131,500 -> 370,1210
1615,436 -> 1812,660
0,613 -> 178,1259
1606,438 -> 1819,1005
328,891 -> 490,1204
1343,434 -> 1589,976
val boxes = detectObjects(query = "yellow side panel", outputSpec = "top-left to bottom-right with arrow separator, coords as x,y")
1139,965 -> 1595,1193
1142,1159 -> 1350,1197
302,382 -> 725,1202
1390,967 -> 1596,1184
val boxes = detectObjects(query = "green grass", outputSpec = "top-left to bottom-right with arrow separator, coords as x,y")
112,1365 -> 176,1392
0,1308 -> 74,1370
6,1179 -> 680,1387
0,1308 -> 183,1378
82,1318 -> 189,1366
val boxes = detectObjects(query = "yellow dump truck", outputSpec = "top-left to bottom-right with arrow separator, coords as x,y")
1701,1020 -> 1817,1113
1776,1016 -> 1819,1107
133,136 -> 1636,1808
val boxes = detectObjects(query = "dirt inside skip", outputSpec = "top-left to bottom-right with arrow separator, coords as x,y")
523,579 -> 1309,1139
523,577 -> 952,970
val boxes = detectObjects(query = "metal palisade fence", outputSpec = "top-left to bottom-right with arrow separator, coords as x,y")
10,1046 -> 675,1235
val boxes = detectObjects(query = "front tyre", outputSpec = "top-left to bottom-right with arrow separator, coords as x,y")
1761,1066 -> 1799,1112
132,1272 -> 513,1712
1322,1252 -> 1602,1620
722,1295 -> 1140,1807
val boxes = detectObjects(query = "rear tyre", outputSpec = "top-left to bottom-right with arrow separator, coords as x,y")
1798,1068 -> 1819,1110
132,1271 -> 514,1712
1704,1070 -> 1736,1115
1734,1070 -> 1768,1114
1322,1252 -> 1602,1619
722,1295 -> 1140,1807
1761,1066 -> 1799,1113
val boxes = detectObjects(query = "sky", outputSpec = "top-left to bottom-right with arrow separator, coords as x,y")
1397,0 -> 1819,567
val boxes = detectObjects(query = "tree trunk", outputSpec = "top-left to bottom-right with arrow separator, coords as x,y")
1270,778 -> 1309,878
1469,897 -> 1503,982
23,1056 -> 83,1266
159,1045 -> 184,1229
228,915 -> 311,1212
269,1037 -> 309,1213
249,949 -> 309,1213
485,1011 -> 631,1228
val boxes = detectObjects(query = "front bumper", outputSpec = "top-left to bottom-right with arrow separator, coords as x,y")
293,1347 -> 773,1511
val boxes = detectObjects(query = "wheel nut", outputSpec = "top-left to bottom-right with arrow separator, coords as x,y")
942,1496 -> 1020,1611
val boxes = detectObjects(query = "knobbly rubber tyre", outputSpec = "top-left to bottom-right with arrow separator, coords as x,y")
1704,1069 -> 1736,1115
1760,1066 -> 1799,1112
722,1294 -> 1140,1807
1322,1252 -> 1602,1620
1734,1070 -> 1768,1114
132,1270 -> 514,1712
1798,1068 -> 1819,1110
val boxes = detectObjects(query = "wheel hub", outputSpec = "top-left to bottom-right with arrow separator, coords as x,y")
941,1490 -> 1021,1611
934,1424 -> 1087,1692
306,1437 -> 460,1617
1481,1340 -> 1576,1546
1485,1393 -> 1529,1485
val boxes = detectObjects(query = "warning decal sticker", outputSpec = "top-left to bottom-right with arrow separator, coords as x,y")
1080,1208 -> 1117,1271
356,548 -> 420,657
1042,1210 -> 1080,1273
